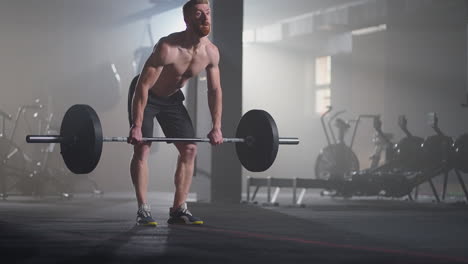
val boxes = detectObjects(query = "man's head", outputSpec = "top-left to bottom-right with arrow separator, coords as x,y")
183,0 -> 211,37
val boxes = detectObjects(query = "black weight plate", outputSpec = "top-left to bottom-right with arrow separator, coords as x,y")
60,105 -> 103,174
235,110 -> 279,172
394,136 -> 424,171
453,134 -> 468,173
421,135 -> 454,169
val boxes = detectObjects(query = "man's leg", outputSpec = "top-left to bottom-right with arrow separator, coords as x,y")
130,142 -> 157,226
172,142 -> 197,210
130,143 -> 152,207
167,142 -> 203,225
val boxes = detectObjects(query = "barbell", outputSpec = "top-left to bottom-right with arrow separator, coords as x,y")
26,104 -> 299,174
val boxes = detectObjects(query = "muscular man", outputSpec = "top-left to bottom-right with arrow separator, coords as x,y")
128,0 -> 223,226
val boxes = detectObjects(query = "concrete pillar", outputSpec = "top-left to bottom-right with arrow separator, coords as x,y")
190,71 -> 213,203
210,0 -> 243,203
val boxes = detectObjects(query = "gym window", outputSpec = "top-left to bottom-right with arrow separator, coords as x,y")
315,56 -> 331,114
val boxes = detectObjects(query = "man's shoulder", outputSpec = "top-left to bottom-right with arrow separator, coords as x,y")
152,33 -> 184,59
158,32 -> 183,47
149,33 -> 183,64
202,40 -> 219,67
204,40 -> 219,55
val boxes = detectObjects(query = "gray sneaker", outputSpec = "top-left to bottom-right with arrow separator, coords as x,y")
136,204 -> 158,227
167,203 -> 203,225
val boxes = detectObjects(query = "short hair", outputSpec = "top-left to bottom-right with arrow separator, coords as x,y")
183,0 -> 210,21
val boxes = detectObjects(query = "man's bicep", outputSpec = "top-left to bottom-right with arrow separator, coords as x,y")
138,64 -> 161,91
206,65 -> 221,91
206,44 -> 221,90
137,47 -> 167,91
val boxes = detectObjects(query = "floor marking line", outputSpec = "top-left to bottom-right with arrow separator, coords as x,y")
173,226 -> 468,263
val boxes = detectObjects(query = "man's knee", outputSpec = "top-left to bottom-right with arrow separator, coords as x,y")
177,143 -> 197,160
133,143 -> 152,162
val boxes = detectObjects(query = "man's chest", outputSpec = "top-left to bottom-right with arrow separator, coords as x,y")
171,50 -> 210,77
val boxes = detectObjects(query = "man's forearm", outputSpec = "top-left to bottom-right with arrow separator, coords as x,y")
132,90 -> 148,128
208,89 -> 222,129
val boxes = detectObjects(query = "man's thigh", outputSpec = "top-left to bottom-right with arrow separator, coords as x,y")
156,104 -> 195,139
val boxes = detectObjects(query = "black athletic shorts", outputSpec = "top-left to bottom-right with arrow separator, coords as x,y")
128,75 -> 195,140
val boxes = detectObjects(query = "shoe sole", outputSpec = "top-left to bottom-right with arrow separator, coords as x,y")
137,221 -> 158,227
168,220 -> 204,225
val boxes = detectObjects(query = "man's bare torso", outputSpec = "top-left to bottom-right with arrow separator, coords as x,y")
149,32 -> 215,97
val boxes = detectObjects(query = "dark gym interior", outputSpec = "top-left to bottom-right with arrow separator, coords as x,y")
1,0 -> 468,263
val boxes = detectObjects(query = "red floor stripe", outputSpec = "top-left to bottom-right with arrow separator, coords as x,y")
174,226 -> 468,263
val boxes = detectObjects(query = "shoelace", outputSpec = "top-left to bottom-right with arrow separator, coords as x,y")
138,208 -> 152,218
180,208 -> 193,216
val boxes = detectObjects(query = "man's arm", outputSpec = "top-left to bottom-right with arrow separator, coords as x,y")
206,45 -> 223,145
132,42 -> 169,127
129,41 -> 169,143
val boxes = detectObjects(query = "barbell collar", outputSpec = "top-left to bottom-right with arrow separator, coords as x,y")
279,138 -> 300,145
26,135 -> 63,143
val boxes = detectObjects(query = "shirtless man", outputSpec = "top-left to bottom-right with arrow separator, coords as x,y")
128,0 -> 223,226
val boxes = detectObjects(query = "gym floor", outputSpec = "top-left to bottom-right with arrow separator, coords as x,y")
0,192 -> 467,264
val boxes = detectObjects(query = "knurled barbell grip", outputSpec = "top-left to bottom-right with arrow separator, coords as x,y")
103,137 -> 245,143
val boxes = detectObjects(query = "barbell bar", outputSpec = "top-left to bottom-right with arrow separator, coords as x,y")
26,136 -> 248,143
26,136 -> 300,145
26,104 -> 299,174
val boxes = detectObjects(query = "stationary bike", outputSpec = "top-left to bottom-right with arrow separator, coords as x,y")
315,106 -> 359,182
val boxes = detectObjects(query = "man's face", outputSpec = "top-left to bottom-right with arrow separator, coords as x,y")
187,4 -> 211,37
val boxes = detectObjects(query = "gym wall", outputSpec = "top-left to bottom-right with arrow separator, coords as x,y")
242,0 -> 468,192
0,0 -> 188,192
